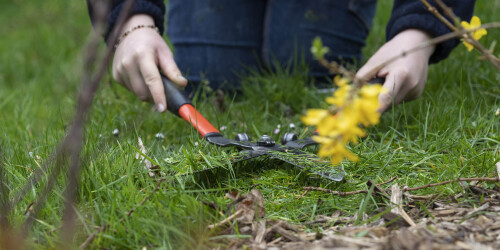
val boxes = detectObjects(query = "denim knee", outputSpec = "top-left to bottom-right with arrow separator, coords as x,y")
167,0 -> 267,90
167,0 -> 376,90
263,0 -> 377,78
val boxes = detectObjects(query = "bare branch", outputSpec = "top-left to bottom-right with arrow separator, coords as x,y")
419,0 -> 500,71
60,0 -> 138,245
303,187 -> 368,196
420,0 -> 457,31
356,23 -> 500,82
304,177 -> 500,196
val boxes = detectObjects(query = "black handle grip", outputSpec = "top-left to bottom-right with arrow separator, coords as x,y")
368,77 -> 385,84
162,75 -> 191,116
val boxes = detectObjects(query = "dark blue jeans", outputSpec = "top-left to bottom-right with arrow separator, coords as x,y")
167,0 -> 377,90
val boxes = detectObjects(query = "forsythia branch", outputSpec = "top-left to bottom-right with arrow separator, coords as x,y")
305,1 -> 500,166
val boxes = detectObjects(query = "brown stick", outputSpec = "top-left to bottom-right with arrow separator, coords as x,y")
389,184 -> 416,227
367,180 -> 390,197
434,0 -> 459,22
6,0 -> 140,239
379,176 -> 398,186
420,0 -> 500,71
404,193 -> 439,200
304,177 -> 500,195
356,23 -> 500,83
420,0 -> 456,31
60,0 -> 140,245
206,209 -> 243,230
402,177 -> 499,191
303,187 -> 368,196
496,162 -> 500,179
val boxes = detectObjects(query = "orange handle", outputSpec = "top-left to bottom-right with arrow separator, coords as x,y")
178,104 -> 220,137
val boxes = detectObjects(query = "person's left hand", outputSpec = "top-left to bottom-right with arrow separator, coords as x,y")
356,29 -> 436,112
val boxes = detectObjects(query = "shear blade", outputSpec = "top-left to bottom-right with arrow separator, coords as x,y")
268,151 -> 344,181
181,149 -> 267,176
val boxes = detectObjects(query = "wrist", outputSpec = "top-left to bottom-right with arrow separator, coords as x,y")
114,15 -> 159,51
395,29 -> 436,58
122,14 -> 155,32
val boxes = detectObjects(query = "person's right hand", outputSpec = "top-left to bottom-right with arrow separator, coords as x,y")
356,29 -> 435,113
112,14 -> 187,112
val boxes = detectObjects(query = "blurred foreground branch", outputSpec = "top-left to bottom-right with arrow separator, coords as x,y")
2,0 -> 138,248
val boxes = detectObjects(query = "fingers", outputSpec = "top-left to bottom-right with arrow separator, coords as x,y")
158,49 -> 187,88
138,52 -> 166,112
111,25 -> 186,113
356,49 -> 387,81
355,60 -> 378,82
117,56 -> 153,102
378,71 -> 406,113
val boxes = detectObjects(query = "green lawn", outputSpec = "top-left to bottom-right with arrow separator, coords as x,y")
1,1 -> 499,249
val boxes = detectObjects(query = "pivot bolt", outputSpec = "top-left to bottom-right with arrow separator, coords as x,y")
281,132 -> 298,145
257,134 -> 275,146
235,133 -> 250,142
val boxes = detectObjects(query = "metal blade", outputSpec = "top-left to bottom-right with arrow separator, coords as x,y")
283,137 -> 318,149
179,149 -> 267,176
267,150 -> 344,181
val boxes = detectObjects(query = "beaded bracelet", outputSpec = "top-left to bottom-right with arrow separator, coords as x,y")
113,24 -> 159,51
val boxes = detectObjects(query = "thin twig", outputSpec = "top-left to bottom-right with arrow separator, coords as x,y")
61,0 -> 138,245
317,58 -> 355,79
420,0 -> 456,31
207,209 -> 243,229
404,193 -> 438,201
434,0 -> 459,22
402,177 -> 499,191
420,0 -> 500,71
0,147 -> 8,229
379,176 -> 398,186
367,180 -> 390,197
356,22 -> 500,83
304,177 -> 500,195
5,0 -> 139,243
496,162 -> 500,179
303,187 -> 368,196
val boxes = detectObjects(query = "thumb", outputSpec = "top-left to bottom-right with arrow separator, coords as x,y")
356,57 -> 380,81
378,71 -> 405,113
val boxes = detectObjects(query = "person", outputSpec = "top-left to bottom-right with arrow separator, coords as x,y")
87,0 -> 475,113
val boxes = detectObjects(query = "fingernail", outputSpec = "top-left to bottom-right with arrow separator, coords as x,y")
157,103 -> 165,112
177,74 -> 187,81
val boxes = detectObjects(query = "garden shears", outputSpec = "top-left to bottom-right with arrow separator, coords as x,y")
162,75 -> 345,181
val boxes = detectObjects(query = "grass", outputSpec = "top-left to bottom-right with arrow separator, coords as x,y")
1,0 -> 499,249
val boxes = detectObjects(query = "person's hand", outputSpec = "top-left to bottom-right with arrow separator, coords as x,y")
112,14 -> 187,112
356,29 -> 436,112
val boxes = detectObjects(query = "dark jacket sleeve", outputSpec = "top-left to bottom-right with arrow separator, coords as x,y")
87,0 -> 166,42
386,0 -> 476,63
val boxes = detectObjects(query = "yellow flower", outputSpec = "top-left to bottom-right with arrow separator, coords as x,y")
325,76 -> 351,107
301,109 -> 329,125
334,75 -> 349,87
313,135 -> 358,165
303,78 -> 384,166
355,84 -> 384,126
326,84 -> 351,107
316,115 -> 338,137
360,84 -> 384,98
461,16 -> 487,51
335,110 -> 365,143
